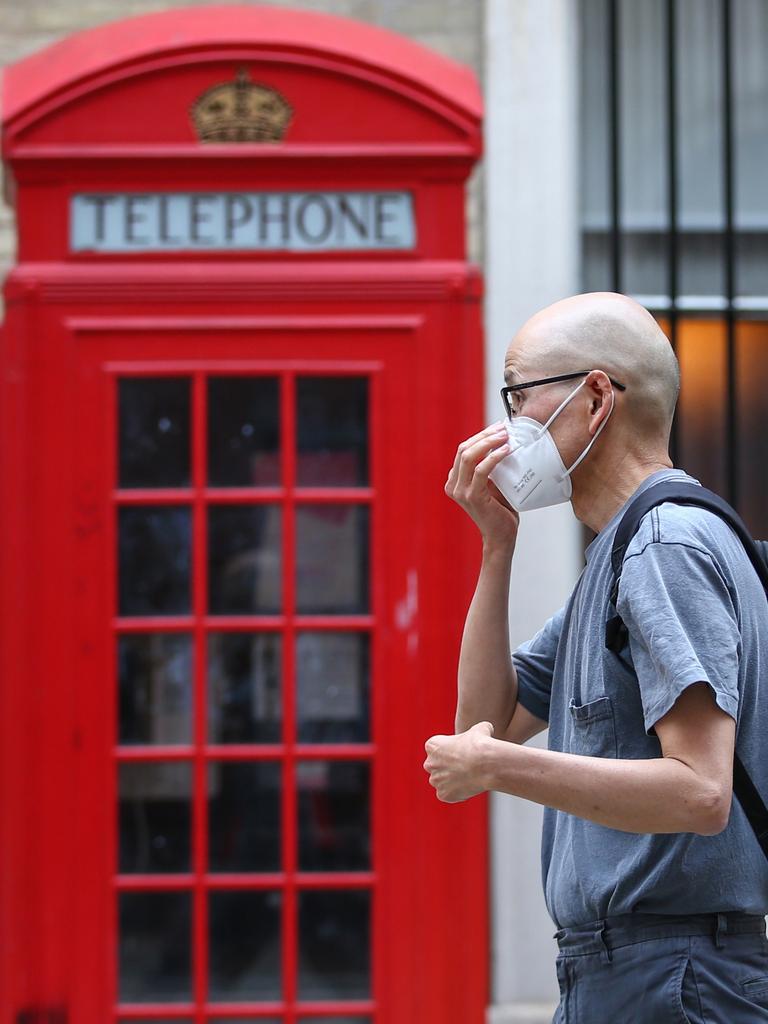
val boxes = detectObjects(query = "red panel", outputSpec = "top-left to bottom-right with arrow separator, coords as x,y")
11,180 -> 470,265
0,271 -> 487,1023
9,60 -> 473,148
0,9 -> 486,1021
1,5 -> 481,137
1,7 -> 482,265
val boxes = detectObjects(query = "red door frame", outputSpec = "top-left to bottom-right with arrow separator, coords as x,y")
78,327 -> 397,1021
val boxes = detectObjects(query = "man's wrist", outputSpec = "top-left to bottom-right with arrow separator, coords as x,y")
481,540 -> 515,563
476,734 -> 503,791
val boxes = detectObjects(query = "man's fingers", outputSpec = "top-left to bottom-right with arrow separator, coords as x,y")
473,441 -> 511,479
455,436 -> 510,496
453,430 -> 509,490
458,420 -> 507,454
448,421 -> 507,481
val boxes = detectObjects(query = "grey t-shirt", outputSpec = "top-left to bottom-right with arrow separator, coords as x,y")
513,467 -> 768,929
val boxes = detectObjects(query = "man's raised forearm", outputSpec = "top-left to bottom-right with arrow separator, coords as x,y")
455,542 -> 518,735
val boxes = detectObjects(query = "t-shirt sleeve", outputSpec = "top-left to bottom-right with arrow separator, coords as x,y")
615,539 -> 741,736
511,603 -> 567,724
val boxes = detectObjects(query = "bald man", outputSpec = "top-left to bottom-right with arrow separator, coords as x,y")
423,293 -> 768,1022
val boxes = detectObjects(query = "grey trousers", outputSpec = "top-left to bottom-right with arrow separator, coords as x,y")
551,911 -> 768,1023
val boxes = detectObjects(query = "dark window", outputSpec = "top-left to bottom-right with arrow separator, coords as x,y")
580,0 -> 768,537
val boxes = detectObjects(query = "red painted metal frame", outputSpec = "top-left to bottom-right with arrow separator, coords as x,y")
0,7 -> 487,1023
1,279 -> 487,1024
0,6 -> 481,133
68,308 -> 485,1024
109,357 -> 385,1021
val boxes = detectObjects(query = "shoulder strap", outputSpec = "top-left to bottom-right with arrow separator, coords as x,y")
609,480 -> 768,596
606,481 -> 768,652
605,478 -> 768,862
734,756 -> 768,856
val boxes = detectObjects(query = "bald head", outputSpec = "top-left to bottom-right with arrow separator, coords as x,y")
505,292 -> 680,441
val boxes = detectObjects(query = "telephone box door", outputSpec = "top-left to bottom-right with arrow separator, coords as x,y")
69,317 -> 437,1022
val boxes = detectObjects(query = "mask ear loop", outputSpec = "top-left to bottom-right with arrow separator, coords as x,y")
562,386 -> 616,478
538,378 -> 588,436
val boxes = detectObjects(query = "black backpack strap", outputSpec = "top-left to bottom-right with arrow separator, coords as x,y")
734,753 -> 768,858
605,481 -> 768,654
605,478 -> 768,861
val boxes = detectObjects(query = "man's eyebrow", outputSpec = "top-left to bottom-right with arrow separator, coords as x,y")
503,369 -> 521,386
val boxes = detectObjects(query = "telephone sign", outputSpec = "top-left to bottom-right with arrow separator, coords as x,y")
71,191 -> 416,252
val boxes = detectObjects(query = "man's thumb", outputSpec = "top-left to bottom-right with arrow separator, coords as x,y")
477,721 -> 494,736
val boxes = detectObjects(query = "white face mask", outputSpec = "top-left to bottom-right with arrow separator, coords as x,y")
488,377 -> 615,512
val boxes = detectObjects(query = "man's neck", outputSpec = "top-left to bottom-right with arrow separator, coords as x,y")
572,456 -> 675,534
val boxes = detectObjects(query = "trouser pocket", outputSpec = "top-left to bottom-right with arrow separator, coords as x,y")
676,954 -> 703,1024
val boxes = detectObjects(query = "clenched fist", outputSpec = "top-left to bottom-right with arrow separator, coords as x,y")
423,721 -> 495,802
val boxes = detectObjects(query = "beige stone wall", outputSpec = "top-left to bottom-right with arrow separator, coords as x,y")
0,0 -> 485,294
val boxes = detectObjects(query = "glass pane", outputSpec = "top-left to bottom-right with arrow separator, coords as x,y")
119,507 -> 191,616
298,761 -> 370,871
209,890 -> 281,1000
119,891 -> 191,1001
618,0 -> 667,297
208,377 -> 280,487
673,319 -> 728,496
296,377 -> 368,486
579,0 -> 764,302
118,634 -> 192,745
119,762 -> 192,873
208,761 -> 281,872
295,506 -> 369,613
298,890 -> 370,999
733,0 -> 768,299
736,322 -> 768,536
119,378 -> 190,489
579,0 -> 611,291
296,633 -> 369,744
678,232 -> 726,299
208,633 -> 282,744
677,0 -> 726,299
208,506 -> 282,614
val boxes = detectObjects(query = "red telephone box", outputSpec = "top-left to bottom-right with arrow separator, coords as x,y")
0,7 -> 486,1023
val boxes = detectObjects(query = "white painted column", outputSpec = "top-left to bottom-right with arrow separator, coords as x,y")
483,1 -> 581,1020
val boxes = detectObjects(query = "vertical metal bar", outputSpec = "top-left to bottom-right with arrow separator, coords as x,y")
192,372 -> 207,1024
666,0 -> 680,466
282,370 -> 297,1024
722,0 -> 738,506
608,0 -> 622,292
108,372 -> 119,1022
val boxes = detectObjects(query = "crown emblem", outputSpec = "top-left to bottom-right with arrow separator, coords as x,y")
191,68 -> 292,143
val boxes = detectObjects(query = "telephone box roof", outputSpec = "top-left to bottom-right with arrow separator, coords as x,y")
1,4 -> 482,135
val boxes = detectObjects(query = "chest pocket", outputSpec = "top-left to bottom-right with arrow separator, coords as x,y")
568,695 -> 617,758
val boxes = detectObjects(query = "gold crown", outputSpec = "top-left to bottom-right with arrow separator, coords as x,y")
191,68 -> 292,143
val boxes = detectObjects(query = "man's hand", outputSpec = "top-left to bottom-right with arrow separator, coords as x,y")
423,721 -> 495,802
444,421 -> 520,552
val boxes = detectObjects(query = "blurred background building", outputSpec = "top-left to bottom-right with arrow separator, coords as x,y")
0,2 -> 765,1023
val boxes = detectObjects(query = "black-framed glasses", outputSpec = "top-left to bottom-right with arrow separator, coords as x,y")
500,370 -> 627,419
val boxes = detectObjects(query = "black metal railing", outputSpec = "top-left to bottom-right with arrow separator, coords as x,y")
585,0 -> 768,529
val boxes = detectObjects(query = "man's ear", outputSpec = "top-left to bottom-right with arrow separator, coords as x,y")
587,372 -> 611,435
